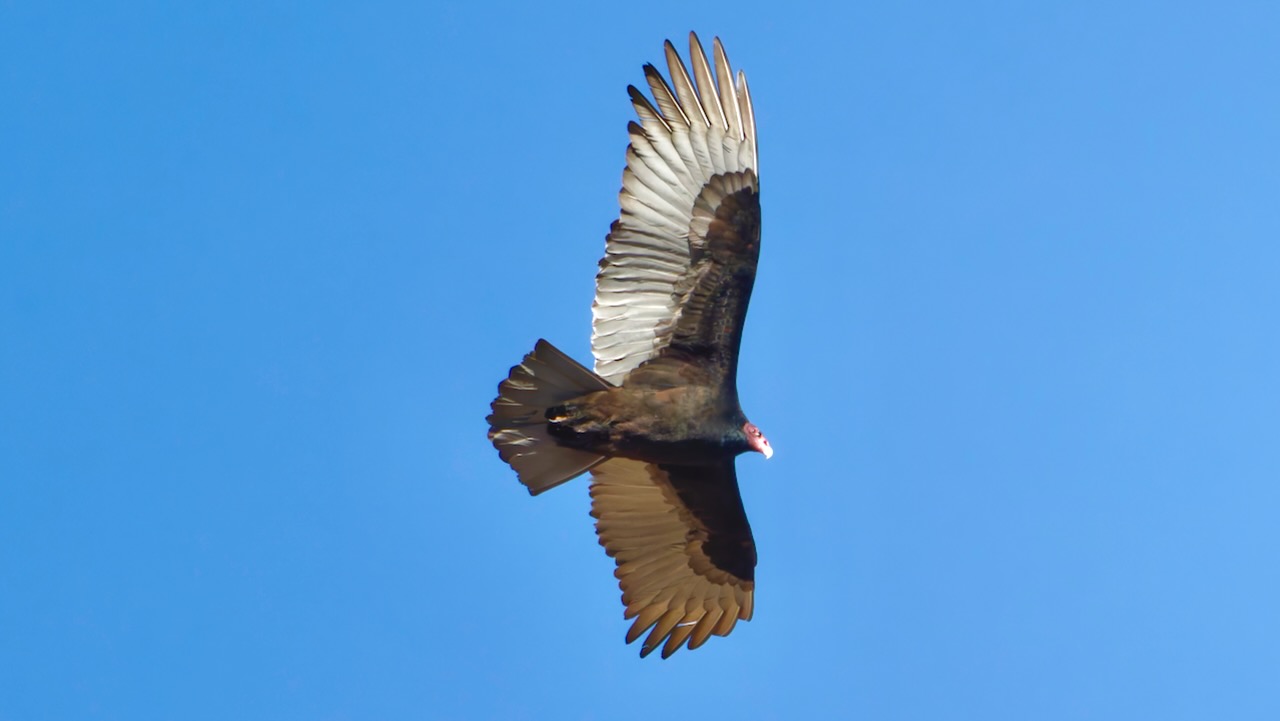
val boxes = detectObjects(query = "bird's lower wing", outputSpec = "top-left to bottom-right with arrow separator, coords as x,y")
589,457 -> 756,658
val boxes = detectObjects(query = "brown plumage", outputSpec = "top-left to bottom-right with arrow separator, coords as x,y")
486,33 -> 771,658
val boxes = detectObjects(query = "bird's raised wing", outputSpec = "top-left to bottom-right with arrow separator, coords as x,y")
589,458 -> 756,658
591,33 -> 760,384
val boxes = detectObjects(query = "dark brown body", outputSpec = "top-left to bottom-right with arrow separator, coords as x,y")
546,383 -> 750,466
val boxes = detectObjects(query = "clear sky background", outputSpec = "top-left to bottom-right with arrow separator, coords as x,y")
3,2 -> 1278,719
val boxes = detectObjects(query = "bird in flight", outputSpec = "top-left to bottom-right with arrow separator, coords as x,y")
487,32 -> 770,659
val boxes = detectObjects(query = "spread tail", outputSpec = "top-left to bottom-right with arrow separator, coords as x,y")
487,339 -> 613,495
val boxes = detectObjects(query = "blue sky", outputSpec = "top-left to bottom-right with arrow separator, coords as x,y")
3,1 -> 1279,719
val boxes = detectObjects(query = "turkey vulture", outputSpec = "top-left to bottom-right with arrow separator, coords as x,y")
487,33 -> 770,659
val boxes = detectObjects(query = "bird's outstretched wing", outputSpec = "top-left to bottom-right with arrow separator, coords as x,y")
589,457 -> 756,658
591,33 -> 761,386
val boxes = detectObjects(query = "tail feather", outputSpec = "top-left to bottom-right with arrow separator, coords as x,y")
488,339 -> 612,495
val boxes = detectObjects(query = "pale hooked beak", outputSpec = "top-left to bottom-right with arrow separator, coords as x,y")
744,422 -> 772,459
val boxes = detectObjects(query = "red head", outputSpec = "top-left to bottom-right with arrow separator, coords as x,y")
744,422 -> 773,459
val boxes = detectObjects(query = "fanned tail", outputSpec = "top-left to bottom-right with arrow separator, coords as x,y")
487,340 -> 613,495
